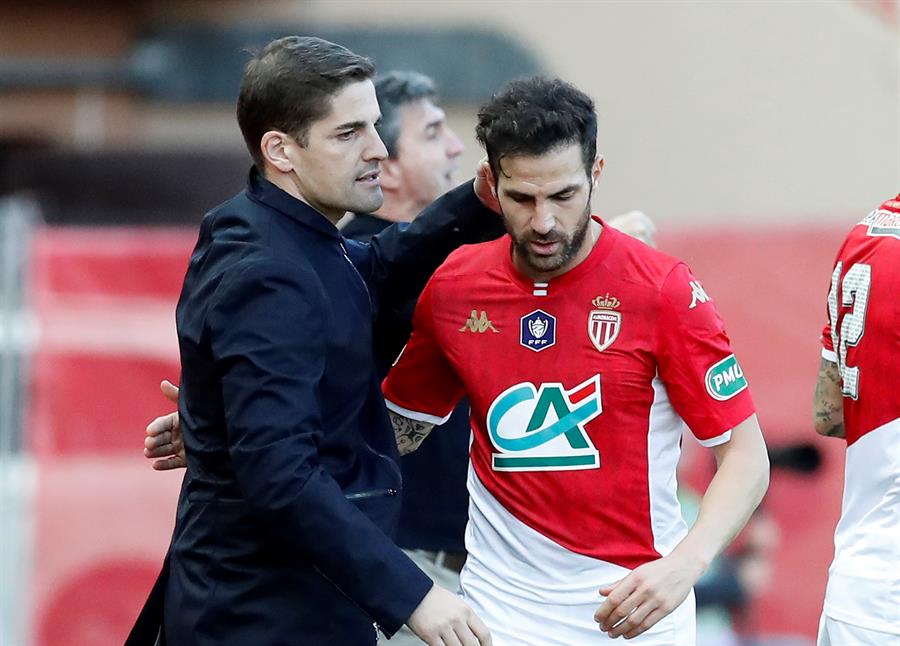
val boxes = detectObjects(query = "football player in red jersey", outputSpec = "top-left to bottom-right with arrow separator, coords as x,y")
382,77 -> 769,645
813,194 -> 900,646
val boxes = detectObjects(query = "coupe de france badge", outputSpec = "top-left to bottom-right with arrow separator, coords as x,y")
520,309 -> 556,352
588,293 -> 621,353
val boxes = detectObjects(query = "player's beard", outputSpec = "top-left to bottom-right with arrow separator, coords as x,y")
506,196 -> 592,276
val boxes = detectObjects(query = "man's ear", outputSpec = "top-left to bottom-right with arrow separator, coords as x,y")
379,157 -> 402,192
591,155 -> 604,189
482,159 -> 498,197
260,131 -> 295,174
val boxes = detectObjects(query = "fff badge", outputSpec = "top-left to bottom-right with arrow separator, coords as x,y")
520,309 -> 556,352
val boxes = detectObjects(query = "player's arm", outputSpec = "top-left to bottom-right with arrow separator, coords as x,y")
382,279 -> 465,452
596,414 -> 769,639
597,262 -> 768,639
813,357 -> 845,438
390,411 -> 436,456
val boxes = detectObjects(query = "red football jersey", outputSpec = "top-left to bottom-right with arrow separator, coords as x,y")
818,196 -> 900,634
820,194 -> 900,445
384,220 -> 755,572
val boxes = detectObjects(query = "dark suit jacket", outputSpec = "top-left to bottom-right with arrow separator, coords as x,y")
130,169 -> 503,646
342,213 -> 471,552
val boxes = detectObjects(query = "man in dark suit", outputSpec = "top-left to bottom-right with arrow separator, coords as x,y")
130,36 -> 499,646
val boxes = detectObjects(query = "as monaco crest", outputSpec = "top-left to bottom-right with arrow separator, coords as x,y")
588,293 -> 621,353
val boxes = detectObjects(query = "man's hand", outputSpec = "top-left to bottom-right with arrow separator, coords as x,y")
608,210 -> 657,248
407,585 -> 492,646
594,550 -> 705,639
144,380 -> 186,470
474,158 -> 501,215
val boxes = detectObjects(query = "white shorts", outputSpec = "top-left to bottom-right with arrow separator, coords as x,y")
461,571 -> 696,646
817,613 -> 900,646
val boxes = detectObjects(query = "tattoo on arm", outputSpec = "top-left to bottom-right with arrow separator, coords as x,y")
390,411 -> 436,455
813,358 -> 845,438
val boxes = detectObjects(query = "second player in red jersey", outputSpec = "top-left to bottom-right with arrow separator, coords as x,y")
813,194 -> 900,645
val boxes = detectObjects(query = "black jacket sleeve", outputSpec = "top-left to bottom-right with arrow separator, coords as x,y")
207,259 -> 432,634
345,179 -> 505,312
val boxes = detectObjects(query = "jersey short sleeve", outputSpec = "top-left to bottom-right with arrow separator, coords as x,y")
821,318 -> 836,361
382,279 -> 465,425
819,241 -> 850,363
655,263 -> 756,446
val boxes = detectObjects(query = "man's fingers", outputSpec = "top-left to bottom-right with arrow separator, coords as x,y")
439,629 -> 463,646
147,412 -> 178,436
151,455 -> 187,471
594,578 -> 634,627
145,430 -> 172,449
622,607 -> 667,639
467,614 -> 492,646
160,379 -> 180,404
145,443 -> 176,459
599,589 -> 643,633
608,600 -> 652,638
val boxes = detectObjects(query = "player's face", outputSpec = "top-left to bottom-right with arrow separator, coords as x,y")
495,144 -> 603,280
285,80 -> 388,220
390,98 -> 464,209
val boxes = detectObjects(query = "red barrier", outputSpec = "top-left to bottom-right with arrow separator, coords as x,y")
27,227 -> 194,646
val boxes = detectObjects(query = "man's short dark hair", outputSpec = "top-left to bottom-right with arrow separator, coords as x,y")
374,71 -> 436,157
475,77 -> 597,179
237,36 -> 375,168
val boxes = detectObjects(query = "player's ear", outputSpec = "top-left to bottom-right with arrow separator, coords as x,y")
590,155 -> 604,189
260,130 -> 295,174
380,157 -> 402,191
481,159 -> 498,197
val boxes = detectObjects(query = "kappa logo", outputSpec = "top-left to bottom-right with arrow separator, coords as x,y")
688,280 -> 711,309
705,354 -> 748,401
588,293 -> 621,353
520,309 -> 556,352
486,375 -> 602,471
459,310 -> 499,333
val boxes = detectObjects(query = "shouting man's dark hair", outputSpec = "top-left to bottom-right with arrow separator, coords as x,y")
237,36 -> 375,168
374,71 -> 437,157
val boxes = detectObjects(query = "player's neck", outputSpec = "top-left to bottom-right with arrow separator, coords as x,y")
516,218 -> 603,282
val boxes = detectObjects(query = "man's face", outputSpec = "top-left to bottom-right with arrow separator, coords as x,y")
285,80 -> 387,220
390,98 -> 464,209
494,143 -> 601,279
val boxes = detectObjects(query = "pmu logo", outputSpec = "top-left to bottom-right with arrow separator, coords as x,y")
705,354 -> 748,401
520,309 -> 556,352
486,376 -> 602,471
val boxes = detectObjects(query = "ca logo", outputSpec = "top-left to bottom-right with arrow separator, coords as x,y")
486,375 -> 602,471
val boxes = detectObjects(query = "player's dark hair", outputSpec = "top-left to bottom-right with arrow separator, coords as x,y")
237,36 -> 375,168
375,71 -> 437,157
476,76 -> 597,179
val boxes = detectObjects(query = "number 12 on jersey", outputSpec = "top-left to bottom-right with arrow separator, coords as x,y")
827,261 -> 871,400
